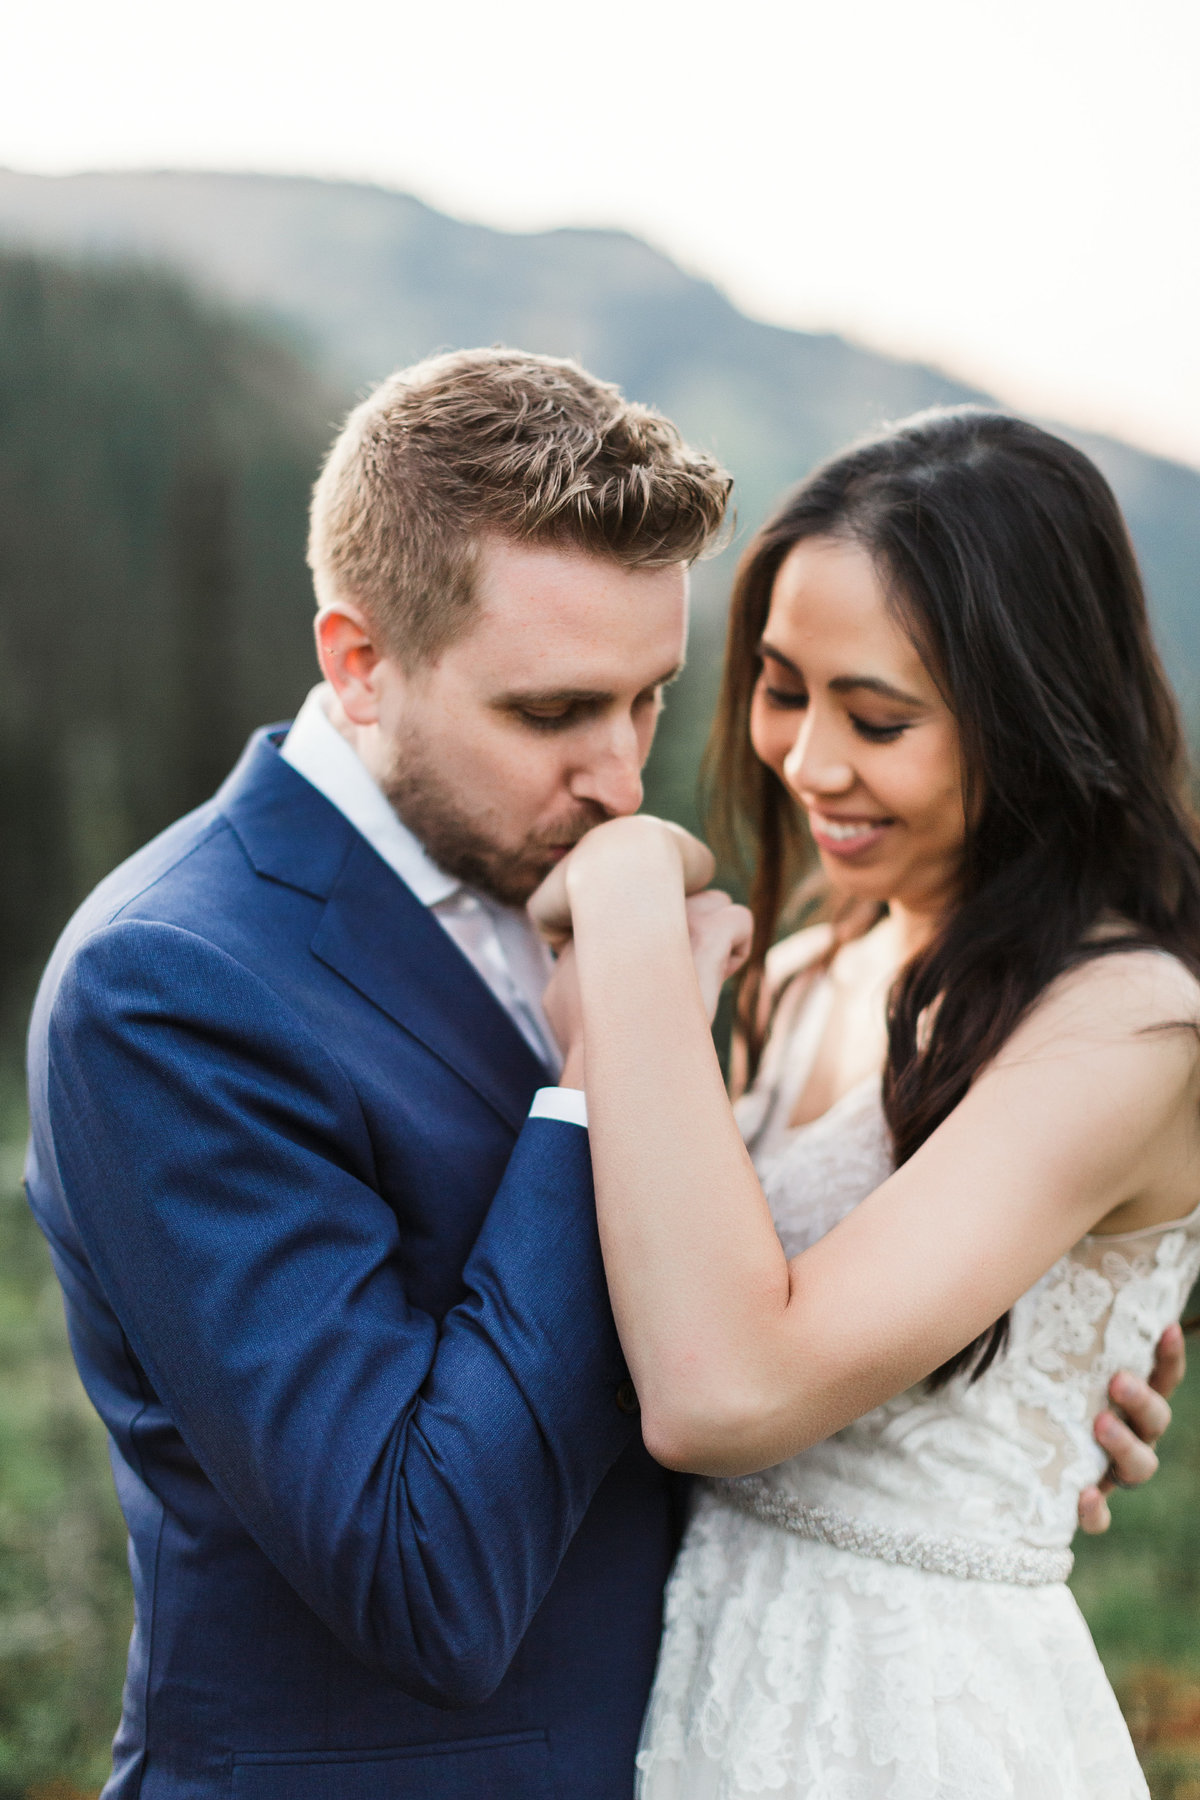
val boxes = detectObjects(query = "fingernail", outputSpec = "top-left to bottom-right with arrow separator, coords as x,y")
1110,1374 -> 1131,1403
1095,1412 -> 1116,1441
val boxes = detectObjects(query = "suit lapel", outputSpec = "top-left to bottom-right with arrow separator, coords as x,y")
222,727 -> 554,1133
312,837 -> 553,1134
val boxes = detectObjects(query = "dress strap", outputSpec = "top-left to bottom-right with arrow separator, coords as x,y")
740,973 -> 835,1158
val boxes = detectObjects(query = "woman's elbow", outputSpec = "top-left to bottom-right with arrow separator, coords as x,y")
639,1384 -> 796,1477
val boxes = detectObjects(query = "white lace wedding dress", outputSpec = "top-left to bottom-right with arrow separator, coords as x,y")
636,970 -> 1200,1799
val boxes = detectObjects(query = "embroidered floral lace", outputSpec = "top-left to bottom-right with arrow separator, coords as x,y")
635,974 -> 1200,1799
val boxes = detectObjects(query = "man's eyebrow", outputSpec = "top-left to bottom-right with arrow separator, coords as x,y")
495,664 -> 684,707
758,642 -> 925,709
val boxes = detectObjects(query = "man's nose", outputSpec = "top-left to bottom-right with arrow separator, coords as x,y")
570,721 -> 645,818
782,713 -> 854,797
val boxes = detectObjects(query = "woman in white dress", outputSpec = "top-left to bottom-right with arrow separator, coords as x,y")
534,409 -> 1200,1798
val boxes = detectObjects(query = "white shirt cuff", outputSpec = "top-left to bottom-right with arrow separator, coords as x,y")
529,1086 -> 589,1129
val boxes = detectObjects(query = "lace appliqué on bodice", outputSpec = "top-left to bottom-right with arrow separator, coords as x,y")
733,1034 -> 1200,1562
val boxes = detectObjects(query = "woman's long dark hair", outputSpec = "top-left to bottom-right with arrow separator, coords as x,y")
706,408 -> 1200,1383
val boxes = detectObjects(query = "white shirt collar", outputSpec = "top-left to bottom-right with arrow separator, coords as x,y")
280,685 -> 461,907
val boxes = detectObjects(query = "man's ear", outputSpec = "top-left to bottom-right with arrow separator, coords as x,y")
314,603 -> 392,726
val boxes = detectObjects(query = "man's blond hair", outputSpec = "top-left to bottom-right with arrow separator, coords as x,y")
307,347 -> 732,658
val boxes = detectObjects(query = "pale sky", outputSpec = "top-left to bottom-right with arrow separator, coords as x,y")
4,0 -> 1199,465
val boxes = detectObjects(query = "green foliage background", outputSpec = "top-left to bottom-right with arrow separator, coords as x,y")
1,210 -> 1199,1795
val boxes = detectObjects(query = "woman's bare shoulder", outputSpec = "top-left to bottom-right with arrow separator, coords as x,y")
1056,945 -> 1199,1021
998,945 -> 1200,1068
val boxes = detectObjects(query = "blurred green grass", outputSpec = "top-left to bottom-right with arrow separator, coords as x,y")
0,1098 -> 129,1800
1071,1312 -> 1200,1798
1,1081 -> 1198,1797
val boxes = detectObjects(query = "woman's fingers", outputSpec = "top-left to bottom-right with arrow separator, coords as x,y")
685,894 -> 754,1021
527,858 -> 573,945
661,821 -> 718,894
726,901 -> 754,974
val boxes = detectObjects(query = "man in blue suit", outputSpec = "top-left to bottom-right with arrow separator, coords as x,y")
25,348 -> 1180,1798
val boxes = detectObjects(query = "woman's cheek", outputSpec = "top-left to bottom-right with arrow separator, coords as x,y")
749,702 -> 787,775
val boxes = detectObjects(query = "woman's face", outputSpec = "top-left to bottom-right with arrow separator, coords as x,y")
749,534 -> 968,926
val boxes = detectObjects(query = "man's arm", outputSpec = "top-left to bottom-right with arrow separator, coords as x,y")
38,919 -> 635,1707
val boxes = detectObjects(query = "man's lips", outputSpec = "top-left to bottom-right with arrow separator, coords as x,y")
807,811 -> 894,857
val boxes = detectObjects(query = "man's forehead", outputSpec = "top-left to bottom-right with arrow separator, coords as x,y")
464,542 -> 688,681
473,537 -> 687,615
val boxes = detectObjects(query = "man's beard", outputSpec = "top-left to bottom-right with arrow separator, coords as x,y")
381,745 -> 608,907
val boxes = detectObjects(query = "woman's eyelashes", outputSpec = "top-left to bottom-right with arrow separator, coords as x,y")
762,682 -> 807,711
850,716 -> 910,743
761,684 -> 911,744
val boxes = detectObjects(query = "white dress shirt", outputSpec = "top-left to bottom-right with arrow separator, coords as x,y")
281,685 -> 587,1127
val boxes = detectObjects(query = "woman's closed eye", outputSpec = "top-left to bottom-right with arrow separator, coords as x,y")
762,683 -> 912,745
850,715 -> 911,743
762,683 -> 808,711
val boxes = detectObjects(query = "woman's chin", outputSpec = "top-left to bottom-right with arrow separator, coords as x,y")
818,852 -> 894,905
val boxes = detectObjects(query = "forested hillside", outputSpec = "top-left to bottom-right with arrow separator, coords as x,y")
0,251 -> 330,1048
4,167 -> 1200,828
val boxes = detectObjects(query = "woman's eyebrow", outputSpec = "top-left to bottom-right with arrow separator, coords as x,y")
758,643 -> 924,709
829,674 -> 925,708
757,640 -> 799,672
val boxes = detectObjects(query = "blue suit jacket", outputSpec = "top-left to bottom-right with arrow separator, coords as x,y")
25,728 -> 680,1800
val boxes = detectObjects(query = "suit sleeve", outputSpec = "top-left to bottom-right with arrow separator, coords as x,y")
38,918 -> 637,1707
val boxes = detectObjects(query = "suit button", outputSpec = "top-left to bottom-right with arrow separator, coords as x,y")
616,1380 -> 639,1416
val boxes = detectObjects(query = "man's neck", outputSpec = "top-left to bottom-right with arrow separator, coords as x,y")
323,686 -> 392,790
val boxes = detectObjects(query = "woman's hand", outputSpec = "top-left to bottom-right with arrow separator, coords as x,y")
529,816 -> 716,950
539,881 -> 752,1087
685,891 -> 754,1023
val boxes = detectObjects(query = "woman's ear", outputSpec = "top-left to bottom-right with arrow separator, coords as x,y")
314,603 -> 388,726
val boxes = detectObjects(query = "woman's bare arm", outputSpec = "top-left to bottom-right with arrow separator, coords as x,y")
558,818 -> 1200,1478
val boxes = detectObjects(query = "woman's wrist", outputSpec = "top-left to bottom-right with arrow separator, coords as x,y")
565,817 -> 688,912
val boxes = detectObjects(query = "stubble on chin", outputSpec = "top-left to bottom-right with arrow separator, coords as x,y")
381,751 -> 606,908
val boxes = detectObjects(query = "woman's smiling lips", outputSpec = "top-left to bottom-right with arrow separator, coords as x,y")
807,810 -> 894,858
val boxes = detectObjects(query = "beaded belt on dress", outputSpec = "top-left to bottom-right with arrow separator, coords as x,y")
711,1473 -> 1074,1586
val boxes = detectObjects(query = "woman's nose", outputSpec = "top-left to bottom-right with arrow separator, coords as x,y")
782,716 -> 854,796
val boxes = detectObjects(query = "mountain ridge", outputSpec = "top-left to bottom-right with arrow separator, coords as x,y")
3,167 -> 1198,775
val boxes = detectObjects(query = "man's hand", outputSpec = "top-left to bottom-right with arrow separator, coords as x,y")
543,940 -> 585,1089
1078,1322 -> 1185,1533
